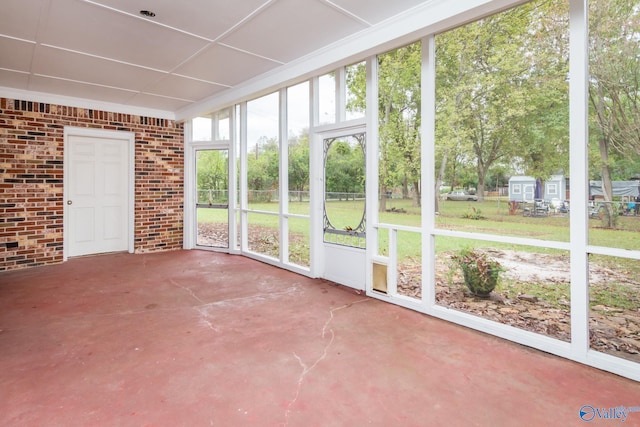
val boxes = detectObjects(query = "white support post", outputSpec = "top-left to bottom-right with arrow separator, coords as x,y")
228,107 -> 239,253
183,121 -> 194,250
280,89 -> 288,264
422,35 -> 437,308
366,56 -> 379,295
569,0 -> 590,361
239,101 -> 249,252
336,67 -> 346,123
309,77 -> 323,278
388,229 -> 398,296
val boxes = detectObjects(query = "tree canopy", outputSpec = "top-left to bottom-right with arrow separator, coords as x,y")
435,0 -> 570,201
589,0 -> 640,226
238,0 -> 640,229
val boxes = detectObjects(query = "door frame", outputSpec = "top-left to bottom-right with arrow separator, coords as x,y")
186,143 -> 232,252
313,123 -> 367,289
63,127 -> 135,261
184,141 -> 236,253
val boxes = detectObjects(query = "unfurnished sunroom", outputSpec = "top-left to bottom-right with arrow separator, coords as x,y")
2,0 -> 640,386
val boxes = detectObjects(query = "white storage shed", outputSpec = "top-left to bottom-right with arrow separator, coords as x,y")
508,176 -> 536,202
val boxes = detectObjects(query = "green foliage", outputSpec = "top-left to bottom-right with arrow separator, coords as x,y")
346,61 -> 367,117
247,137 -> 279,191
497,280 -> 570,310
451,248 -> 504,296
461,207 -> 486,220
485,166 -> 509,190
197,150 -> 228,203
588,0 -> 640,227
346,44 -> 423,209
435,0 -> 570,198
375,43 -> 423,209
288,133 -> 309,193
590,282 -> 640,311
325,139 -> 365,194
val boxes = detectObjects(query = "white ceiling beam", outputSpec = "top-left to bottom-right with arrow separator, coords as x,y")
0,86 -> 176,120
175,0 -> 526,121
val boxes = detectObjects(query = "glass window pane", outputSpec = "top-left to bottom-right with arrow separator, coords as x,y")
288,217 -> 310,268
247,92 -> 280,212
215,108 -> 230,141
318,72 -> 336,125
589,253 -> 640,361
346,61 -> 366,121
192,116 -> 212,141
378,42 -> 422,225
377,227 -> 389,257
435,236 -> 571,342
397,230 -> 422,300
435,0 -> 569,242
196,149 -> 229,248
287,82 -> 310,215
247,212 -> 279,259
324,133 -> 366,248
588,0 -> 640,250
197,208 -> 228,247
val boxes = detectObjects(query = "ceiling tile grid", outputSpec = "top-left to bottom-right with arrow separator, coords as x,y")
0,0 -> 433,114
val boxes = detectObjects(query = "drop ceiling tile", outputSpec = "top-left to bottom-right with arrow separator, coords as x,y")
329,0 -> 431,25
1,0 -> 46,40
40,0 -> 209,71
221,0 -> 368,63
143,74 -> 227,101
32,45 -> 167,90
1,0 -> 441,114
174,44 -> 281,87
28,74 -> 136,105
0,69 -> 30,90
0,37 -> 36,71
127,92 -> 191,111
94,0 -> 270,41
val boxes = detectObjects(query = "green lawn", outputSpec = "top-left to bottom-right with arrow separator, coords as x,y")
197,199 -> 640,311
197,197 -> 640,270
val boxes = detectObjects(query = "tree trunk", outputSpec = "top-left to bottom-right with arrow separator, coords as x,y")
477,168 -> 487,202
379,184 -> 388,212
435,149 -> 449,212
379,100 -> 392,213
412,180 -> 421,207
599,137 -> 616,228
402,175 -> 409,199
593,71 -> 616,228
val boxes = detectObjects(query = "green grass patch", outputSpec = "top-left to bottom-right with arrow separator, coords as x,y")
197,198 -> 640,282
497,280 -> 570,309
590,282 -> 640,311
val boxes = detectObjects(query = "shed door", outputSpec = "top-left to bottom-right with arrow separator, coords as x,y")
523,184 -> 535,201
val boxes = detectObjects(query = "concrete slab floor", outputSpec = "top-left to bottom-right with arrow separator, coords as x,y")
1,250 -> 639,427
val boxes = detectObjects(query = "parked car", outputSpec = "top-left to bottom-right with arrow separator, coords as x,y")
446,190 -> 478,201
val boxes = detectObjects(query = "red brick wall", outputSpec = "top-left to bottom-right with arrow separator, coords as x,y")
0,98 -> 184,271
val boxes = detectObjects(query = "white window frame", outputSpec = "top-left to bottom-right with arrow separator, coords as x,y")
181,0 -> 640,382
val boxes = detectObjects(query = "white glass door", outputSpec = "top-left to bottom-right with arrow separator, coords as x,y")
320,129 -> 367,289
196,148 -> 229,248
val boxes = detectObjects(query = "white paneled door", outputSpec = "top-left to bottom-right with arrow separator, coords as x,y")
65,130 -> 133,258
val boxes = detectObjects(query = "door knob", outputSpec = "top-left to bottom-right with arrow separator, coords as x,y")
67,200 -> 73,205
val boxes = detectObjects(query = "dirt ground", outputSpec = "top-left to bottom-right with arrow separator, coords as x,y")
199,223 -> 640,363
398,250 -> 640,363
198,223 -> 309,266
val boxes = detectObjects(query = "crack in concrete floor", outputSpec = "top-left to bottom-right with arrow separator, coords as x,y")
284,298 -> 370,425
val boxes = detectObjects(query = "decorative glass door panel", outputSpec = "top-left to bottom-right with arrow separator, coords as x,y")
323,132 -> 366,248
